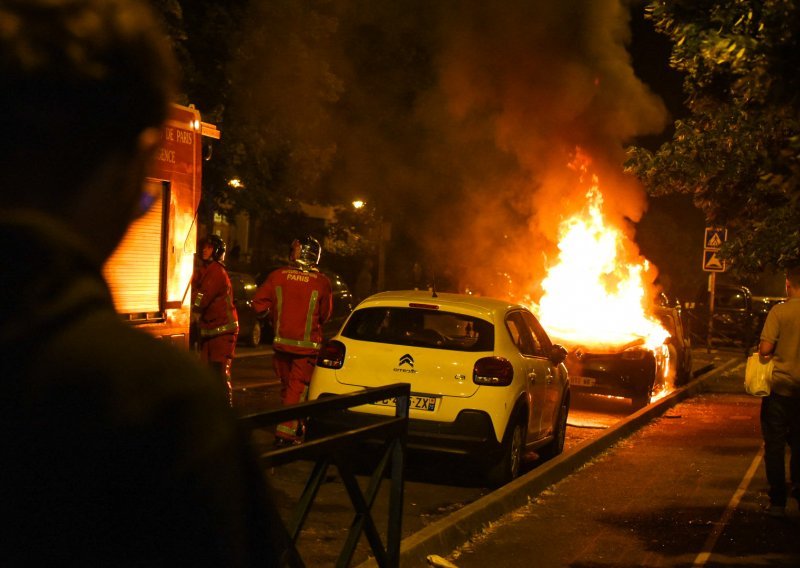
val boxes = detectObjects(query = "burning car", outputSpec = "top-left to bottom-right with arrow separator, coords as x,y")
530,163 -> 672,409
559,305 -> 689,408
564,339 -> 669,409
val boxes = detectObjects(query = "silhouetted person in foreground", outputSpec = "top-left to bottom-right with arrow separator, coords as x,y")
0,1 -> 286,565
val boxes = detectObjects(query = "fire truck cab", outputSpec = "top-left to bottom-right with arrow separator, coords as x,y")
102,104 -> 219,347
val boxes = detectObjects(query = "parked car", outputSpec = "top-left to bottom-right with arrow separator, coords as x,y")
307,290 -> 571,486
655,305 -> 693,387
564,335 -> 670,410
320,270 -> 356,339
686,283 -> 785,347
228,271 -> 264,347
752,294 -> 786,333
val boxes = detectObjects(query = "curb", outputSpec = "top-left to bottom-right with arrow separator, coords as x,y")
355,356 -> 742,568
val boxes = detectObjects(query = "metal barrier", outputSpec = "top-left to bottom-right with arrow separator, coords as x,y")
239,383 -> 410,568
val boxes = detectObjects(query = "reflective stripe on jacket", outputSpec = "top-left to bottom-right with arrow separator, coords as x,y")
192,260 -> 238,338
252,265 -> 332,355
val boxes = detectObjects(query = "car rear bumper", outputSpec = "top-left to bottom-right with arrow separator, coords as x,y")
307,395 -> 503,459
567,354 -> 657,398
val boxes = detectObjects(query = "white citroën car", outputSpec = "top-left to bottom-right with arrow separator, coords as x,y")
307,290 -> 571,486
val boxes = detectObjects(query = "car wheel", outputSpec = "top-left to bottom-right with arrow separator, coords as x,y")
539,395 -> 569,460
486,416 -> 525,487
249,320 -> 262,347
631,391 -> 651,410
675,363 -> 691,387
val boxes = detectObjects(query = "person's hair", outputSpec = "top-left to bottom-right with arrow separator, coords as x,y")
786,265 -> 800,288
0,0 -> 178,205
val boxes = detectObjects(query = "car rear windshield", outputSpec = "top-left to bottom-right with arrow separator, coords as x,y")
341,307 -> 494,351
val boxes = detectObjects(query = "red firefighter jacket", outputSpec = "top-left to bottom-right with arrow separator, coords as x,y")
192,260 -> 239,338
253,265 -> 332,355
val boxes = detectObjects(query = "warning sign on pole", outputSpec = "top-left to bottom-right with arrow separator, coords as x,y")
702,226 -> 728,272
704,227 -> 727,251
703,250 -> 726,272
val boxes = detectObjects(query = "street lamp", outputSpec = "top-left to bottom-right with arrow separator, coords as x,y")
350,199 -> 390,291
228,178 -> 244,189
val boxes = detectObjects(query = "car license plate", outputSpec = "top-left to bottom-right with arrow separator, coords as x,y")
373,395 -> 438,412
573,376 -> 597,387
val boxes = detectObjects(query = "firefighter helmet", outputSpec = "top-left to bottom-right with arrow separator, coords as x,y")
291,236 -> 322,270
201,234 -> 226,262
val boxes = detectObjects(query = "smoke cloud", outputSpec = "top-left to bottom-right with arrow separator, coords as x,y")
236,0 -> 668,294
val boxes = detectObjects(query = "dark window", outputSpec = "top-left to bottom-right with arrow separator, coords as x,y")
521,311 -> 552,357
717,290 -> 746,310
341,307 -> 494,351
505,311 -> 538,356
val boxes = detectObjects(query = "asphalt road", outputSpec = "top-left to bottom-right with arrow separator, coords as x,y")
230,345 -> 739,566
406,350 -> 800,568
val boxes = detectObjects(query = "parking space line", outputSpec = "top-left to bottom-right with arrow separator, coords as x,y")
692,447 -> 764,567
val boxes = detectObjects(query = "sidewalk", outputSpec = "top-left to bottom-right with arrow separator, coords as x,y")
424,350 -> 800,567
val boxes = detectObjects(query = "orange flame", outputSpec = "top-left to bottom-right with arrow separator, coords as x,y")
533,157 -> 668,351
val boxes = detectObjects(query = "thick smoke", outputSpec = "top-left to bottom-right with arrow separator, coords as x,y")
421,0 -> 667,294
235,0 -> 668,294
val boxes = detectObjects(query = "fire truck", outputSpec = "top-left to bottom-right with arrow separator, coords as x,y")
102,104 -> 219,347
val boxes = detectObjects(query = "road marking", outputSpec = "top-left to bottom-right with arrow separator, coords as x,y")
692,447 -> 764,567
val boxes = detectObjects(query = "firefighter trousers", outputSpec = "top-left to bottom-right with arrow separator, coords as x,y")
272,350 -> 316,442
200,332 -> 236,406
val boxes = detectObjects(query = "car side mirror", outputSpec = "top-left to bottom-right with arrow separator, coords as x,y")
550,344 -> 568,365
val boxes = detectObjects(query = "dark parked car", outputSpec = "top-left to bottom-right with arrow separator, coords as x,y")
319,270 -> 356,338
655,305 -> 693,387
228,271 -> 264,347
687,283 -> 785,348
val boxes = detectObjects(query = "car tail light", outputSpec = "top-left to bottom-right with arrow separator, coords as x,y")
409,302 -> 440,310
317,340 -> 346,369
473,356 -> 514,386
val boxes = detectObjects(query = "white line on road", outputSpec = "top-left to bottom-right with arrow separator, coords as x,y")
692,447 -> 764,567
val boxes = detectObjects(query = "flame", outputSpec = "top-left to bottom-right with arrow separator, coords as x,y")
533,156 -> 668,351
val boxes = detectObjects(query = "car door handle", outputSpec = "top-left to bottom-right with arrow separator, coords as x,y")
527,372 -> 537,383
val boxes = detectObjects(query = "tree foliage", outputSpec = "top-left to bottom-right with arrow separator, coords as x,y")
626,0 -> 800,275
151,1 -> 346,255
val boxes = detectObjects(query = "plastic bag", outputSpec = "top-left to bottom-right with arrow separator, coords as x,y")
744,353 -> 773,397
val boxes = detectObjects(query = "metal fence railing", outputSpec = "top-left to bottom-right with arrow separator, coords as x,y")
239,383 -> 410,568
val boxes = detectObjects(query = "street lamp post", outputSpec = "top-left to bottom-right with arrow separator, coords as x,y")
353,199 -> 390,292
377,220 -> 391,291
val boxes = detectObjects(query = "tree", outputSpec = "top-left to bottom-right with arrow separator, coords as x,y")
626,0 -> 800,276
152,1 -> 350,265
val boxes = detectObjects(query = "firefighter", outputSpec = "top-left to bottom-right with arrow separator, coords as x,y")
192,234 -> 239,403
254,236 -> 332,446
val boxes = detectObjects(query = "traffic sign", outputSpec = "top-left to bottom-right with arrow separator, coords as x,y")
704,227 -> 727,251
703,250 -> 727,272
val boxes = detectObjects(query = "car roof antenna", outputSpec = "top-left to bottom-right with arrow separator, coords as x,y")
431,271 -> 438,298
